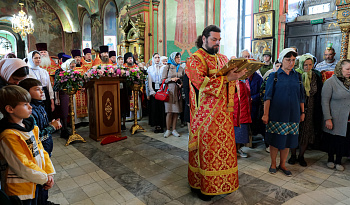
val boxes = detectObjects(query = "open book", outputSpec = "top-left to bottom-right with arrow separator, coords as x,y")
216,58 -> 265,80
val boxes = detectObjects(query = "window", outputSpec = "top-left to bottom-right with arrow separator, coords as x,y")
239,0 -> 252,55
0,36 -> 12,55
82,14 -> 91,49
220,0 -> 239,58
104,2 -> 117,51
308,3 -> 331,15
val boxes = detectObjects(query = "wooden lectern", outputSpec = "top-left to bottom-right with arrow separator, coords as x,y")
86,77 -> 123,141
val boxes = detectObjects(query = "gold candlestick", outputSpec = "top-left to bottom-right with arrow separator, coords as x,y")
130,84 -> 145,134
64,88 -> 86,146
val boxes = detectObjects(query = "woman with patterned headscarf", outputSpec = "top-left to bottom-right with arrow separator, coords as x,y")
162,52 -> 184,138
288,54 -> 323,167
321,59 -> 350,171
147,53 -> 166,133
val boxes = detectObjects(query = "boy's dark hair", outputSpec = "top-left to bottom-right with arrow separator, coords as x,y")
0,85 -> 31,117
195,25 -> 221,48
12,66 -> 29,78
18,78 -> 42,92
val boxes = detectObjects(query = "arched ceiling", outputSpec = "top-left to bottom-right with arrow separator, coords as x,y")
43,0 -> 130,33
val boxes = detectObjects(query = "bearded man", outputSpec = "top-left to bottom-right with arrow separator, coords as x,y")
92,45 -> 111,66
36,43 -> 59,76
186,25 -> 246,201
71,49 -> 82,67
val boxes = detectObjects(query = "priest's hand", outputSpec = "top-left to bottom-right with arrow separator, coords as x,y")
227,68 -> 247,82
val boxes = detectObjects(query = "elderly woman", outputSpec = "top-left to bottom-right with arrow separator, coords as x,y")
53,55 -> 76,138
160,56 -> 168,66
27,50 -> 55,120
322,59 -> 350,171
148,53 -> 166,133
0,58 -> 29,88
262,48 -> 305,176
162,52 -> 184,138
288,54 -> 323,167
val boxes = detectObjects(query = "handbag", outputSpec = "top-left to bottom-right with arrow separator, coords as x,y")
155,79 -> 169,102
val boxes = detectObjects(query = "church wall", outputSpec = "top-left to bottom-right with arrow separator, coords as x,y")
0,0 -> 64,56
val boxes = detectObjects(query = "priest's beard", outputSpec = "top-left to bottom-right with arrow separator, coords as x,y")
127,62 -> 134,67
204,39 -> 219,54
41,55 -> 51,67
101,56 -> 109,64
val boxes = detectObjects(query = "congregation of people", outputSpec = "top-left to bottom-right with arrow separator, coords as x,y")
0,24 -> 350,204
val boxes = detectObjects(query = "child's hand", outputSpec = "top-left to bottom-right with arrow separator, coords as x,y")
44,175 -> 54,190
51,119 -> 62,130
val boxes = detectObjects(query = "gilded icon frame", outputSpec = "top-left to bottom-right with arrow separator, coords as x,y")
253,10 -> 274,39
251,38 -> 274,62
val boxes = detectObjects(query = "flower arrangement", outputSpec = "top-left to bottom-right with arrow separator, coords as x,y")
84,65 -> 124,80
124,67 -> 147,86
56,69 -> 85,93
83,65 -> 146,86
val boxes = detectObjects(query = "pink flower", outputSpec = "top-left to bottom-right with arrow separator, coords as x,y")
59,73 -> 64,76
131,69 -> 135,72
93,71 -> 97,74
116,69 -> 121,75
98,70 -> 104,75
126,71 -> 130,76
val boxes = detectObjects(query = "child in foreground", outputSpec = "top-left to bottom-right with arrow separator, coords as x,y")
19,78 -> 61,205
0,85 -> 55,205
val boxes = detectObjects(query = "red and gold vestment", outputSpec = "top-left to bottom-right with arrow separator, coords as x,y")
186,48 -> 239,195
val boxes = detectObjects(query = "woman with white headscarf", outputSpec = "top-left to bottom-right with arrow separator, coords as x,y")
0,58 -> 29,88
262,48 -> 305,176
27,50 -> 55,120
53,55 -> 76,138
147,53 -> 166,133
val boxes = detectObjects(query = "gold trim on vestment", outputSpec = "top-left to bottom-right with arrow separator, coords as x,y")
188,164 -> 238,176
189,184 -> 240,196
209,69 -> 218,74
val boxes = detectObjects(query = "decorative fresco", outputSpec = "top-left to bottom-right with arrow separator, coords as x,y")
91,16 -> 103,50
0,0 -> 64,55
165,0 -> 205,59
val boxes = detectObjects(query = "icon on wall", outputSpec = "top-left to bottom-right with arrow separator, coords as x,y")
253,10 -> 275,39
251,38 -> 274,62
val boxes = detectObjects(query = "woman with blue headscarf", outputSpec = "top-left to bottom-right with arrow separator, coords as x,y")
162,52 -> 184,138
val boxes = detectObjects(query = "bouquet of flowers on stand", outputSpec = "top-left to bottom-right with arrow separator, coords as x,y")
84,65 -> 124,81
84,65 -> 146,86
56,69 -> 85,94
123,67 -> 147,87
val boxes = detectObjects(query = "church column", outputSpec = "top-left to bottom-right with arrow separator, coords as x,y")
337,2 -> 350,59
340,25 -> 350,60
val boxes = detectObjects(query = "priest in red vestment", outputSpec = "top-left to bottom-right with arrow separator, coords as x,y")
81,48 -> 93,71
186,25 -> 247,201
93,46 -> 112,66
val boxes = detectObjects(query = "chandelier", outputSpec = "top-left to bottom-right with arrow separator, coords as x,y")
11,3 -> 34,38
